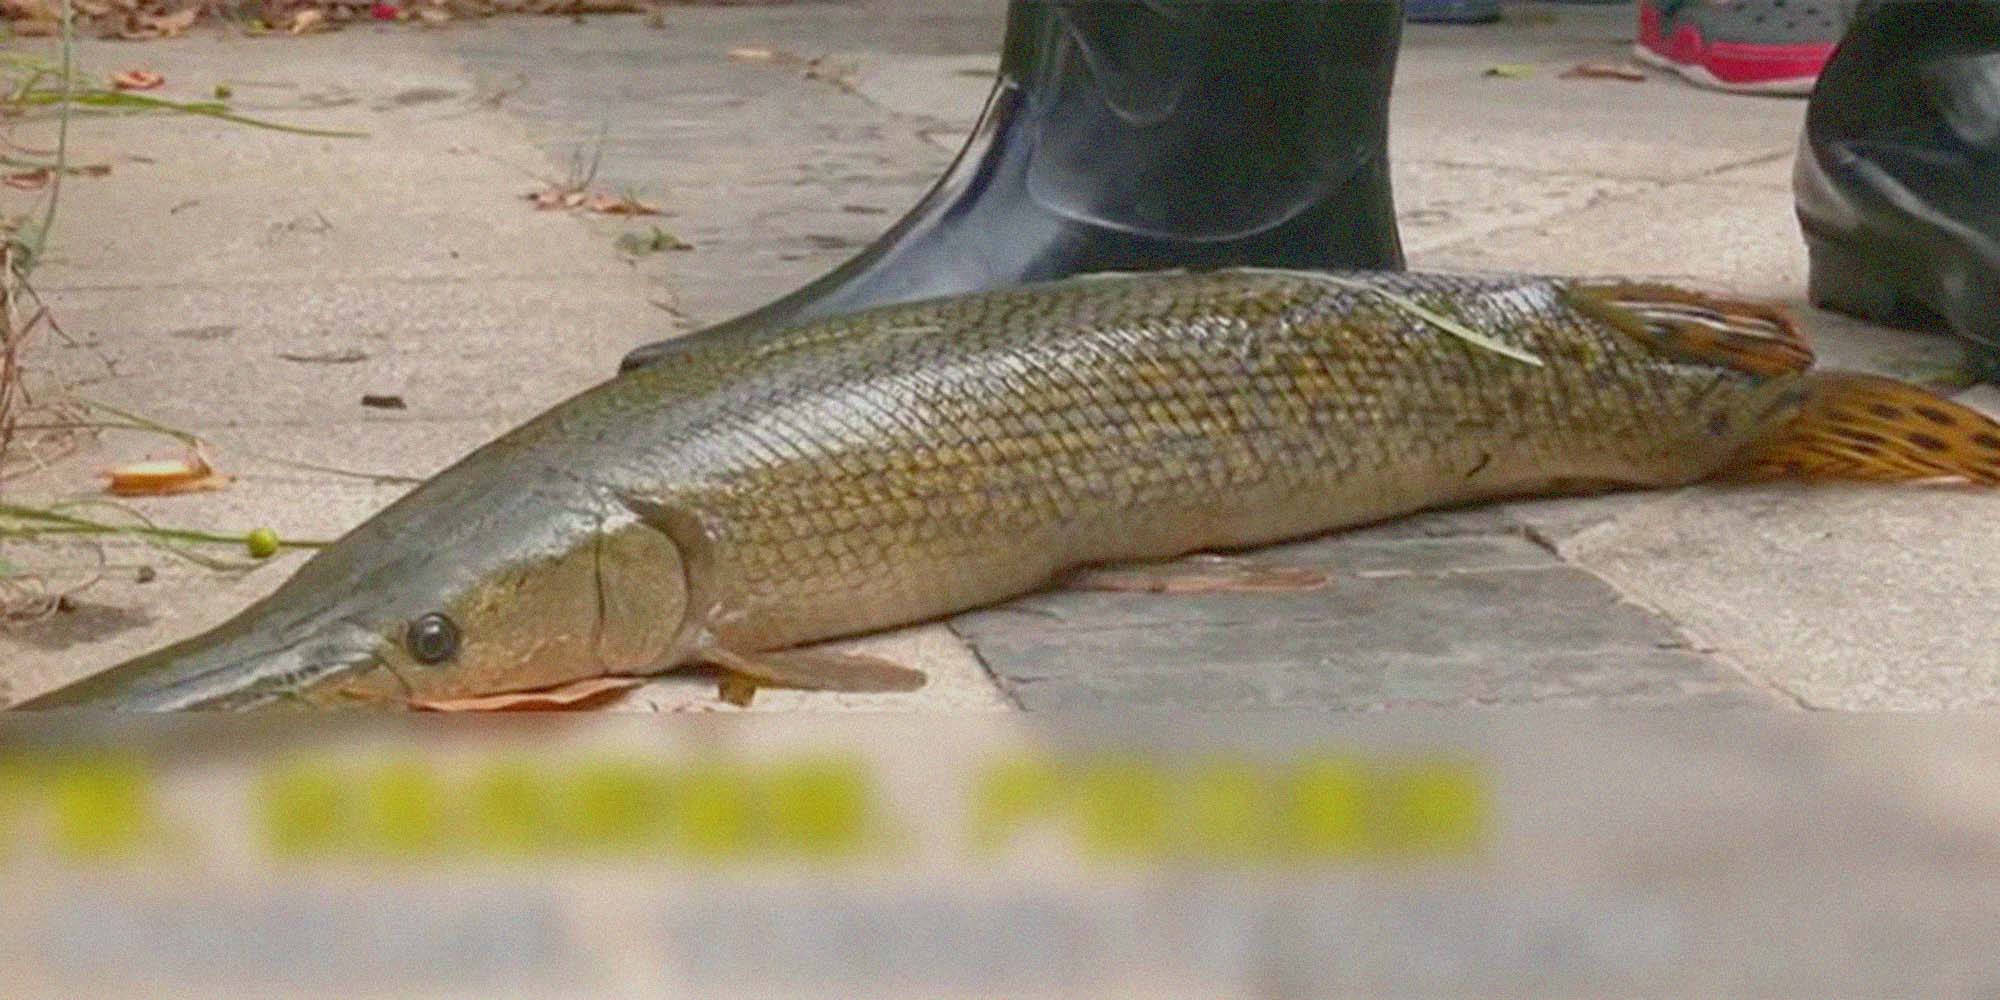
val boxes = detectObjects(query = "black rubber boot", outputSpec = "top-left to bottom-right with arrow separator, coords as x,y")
621,0 -> 1405,371
1797,0 -> 2000,368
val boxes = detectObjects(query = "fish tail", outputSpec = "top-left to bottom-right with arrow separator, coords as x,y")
1731,372 -> 2000,485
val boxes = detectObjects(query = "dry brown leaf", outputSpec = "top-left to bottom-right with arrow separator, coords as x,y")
105,450 -> 230,496
1561,62 -> 1648,82
526,186 -> 659,216
9,0 -> 653,40
580,192 -> 660,216
527,186 -> 576,209
3,169 -> 51,191
110,69 -> 165,91
414,675 -> 646,711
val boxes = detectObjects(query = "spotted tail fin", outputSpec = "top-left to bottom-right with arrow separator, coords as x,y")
1732,372 -> 2000,485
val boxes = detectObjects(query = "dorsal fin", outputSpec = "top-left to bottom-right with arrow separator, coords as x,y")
1731,372 -> 2000,484
1566,282 -> 1815,376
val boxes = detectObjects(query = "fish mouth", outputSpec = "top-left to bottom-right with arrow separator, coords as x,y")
11,619 -> 389,711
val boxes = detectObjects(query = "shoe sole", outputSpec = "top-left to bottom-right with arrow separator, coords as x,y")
1632,43 -> 1819,96
1806,230 -> 2000,362
1634,3 -> 1834,96
1806,234 -> 1948,334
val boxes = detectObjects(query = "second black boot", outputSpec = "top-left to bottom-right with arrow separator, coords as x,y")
622,0 -> 1404,371
1797,0 -> 2000,368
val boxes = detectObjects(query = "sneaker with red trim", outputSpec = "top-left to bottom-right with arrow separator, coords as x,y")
1635,0 -> 1848,96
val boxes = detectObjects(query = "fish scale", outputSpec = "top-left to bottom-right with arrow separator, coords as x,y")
592,268 -> 1788,651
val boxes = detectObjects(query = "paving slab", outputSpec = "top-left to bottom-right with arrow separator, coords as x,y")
450,14 -> 968,335
1558,484 -> 2000,710
951,531 -> 1773,710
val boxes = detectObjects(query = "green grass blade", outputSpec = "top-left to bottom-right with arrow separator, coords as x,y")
1286,270 -> 1547,368
18,88 -> 367,138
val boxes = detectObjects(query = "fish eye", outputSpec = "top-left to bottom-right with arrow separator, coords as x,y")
405,613 -> 460,664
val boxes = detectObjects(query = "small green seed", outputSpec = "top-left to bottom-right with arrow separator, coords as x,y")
246,527 -> 280,559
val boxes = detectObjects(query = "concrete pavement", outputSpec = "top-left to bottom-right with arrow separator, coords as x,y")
2,1 -> 1995,710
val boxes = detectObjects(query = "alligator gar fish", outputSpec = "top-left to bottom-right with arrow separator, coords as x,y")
18,268 -> 2000,710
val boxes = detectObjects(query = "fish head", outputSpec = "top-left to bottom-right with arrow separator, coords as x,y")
315,511 -> 690,708
18,468 -> 691,710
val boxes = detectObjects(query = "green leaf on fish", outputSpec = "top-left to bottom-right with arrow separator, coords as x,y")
1305,273 -> 1547,368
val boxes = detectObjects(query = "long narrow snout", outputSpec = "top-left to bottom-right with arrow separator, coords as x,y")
13,615 -> 386,710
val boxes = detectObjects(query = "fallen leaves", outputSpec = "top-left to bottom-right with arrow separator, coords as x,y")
526,186 -> 584,210
1562,62 -> 1649,82
413,675 -> 646,711
104,448 -> 229,496
725,44 -> 858,93
526,184 -> 662,216
3,0 -> 667,39
110,69 -> 166,91
2,167 -> 110,191
582,191 -> 660,215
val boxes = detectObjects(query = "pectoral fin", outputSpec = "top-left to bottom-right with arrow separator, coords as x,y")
701,646 -> 928,707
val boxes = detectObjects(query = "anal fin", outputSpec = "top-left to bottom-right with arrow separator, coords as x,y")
701,646 -> 929,705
